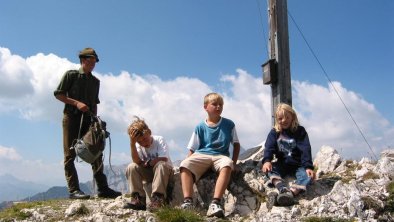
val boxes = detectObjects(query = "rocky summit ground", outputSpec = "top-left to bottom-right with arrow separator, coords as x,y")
1,146 -> 394,222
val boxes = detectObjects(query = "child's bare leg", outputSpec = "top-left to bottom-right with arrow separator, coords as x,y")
213,166 -> 232,199
180,168 -> 194,198
290,187 -> 300,196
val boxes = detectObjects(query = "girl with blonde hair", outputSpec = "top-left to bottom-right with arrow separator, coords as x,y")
262,103 -> 315,207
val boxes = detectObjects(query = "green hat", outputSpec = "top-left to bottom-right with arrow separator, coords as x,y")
79,47 -> 99,62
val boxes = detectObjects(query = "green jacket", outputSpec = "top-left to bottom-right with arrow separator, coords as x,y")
54,68 -> 100,115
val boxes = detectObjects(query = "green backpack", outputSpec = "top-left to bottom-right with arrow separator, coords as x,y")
72,113 -> 109,164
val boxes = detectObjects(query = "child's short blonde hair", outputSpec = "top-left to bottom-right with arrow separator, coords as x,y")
204,92 -> 224,105
127,116 -> 151,137
274,103 -> 299,133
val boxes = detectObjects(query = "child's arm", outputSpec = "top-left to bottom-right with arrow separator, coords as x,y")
130,140 -> 143,165
261,129 -> 277,173
232,142 -> 240,164
297,127 -> 314,170
186,131 -> 198,157
129,129 -> 144,165
306,168 -> 315,179
262,162 -> 272,173
262,130 -> 277,162
149,157 -> 168,167
230,125 -> 240,165
297,127 -> 315,179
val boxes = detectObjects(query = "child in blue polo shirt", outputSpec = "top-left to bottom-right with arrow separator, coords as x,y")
179,93 -> 240,218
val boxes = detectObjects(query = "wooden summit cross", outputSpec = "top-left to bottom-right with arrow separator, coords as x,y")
262,0 -> 292,125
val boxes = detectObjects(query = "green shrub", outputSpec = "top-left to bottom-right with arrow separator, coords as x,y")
361,196 -> 383,214
362,171 -> 379,180
387,181 -> 394,196
385,181 -> 394,213
155,207 -> 204,222
339,161 -> 358,183
0,201 -> 42,221
302,216 -> 353,222
74,203 -> 89,216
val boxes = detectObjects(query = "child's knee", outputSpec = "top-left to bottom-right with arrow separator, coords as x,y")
180,167 -> 190,174
220,166 -> 232,173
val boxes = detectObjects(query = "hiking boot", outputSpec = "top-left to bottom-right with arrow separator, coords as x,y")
266,192 -> 278,210
97,187 -> 122,198
180,198 -> 194,210
277,183 -> 288,194
69,190 -> 90,200
206,201 -> 225,218
277,190 -> 294,206
123,192 -> 146,210
148,193 -> 165,211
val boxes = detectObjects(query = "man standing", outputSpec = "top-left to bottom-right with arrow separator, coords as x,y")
54,48 -> 121,199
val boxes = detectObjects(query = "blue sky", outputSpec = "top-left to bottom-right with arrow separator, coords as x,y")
0,0 -> 393,187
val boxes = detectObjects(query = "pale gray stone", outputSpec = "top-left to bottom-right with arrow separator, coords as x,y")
65,201 -> 86,217
375,157 -> 394,179
347,192 -> 364,218
314,145 -> 342,177
10,147 -> 394,222
381,149 -> 394,160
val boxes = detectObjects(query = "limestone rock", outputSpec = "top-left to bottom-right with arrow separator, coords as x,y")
5,146 -> 394,222
313,145 -> 342,177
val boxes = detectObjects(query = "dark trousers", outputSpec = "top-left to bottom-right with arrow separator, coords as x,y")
62,112 -> 108,193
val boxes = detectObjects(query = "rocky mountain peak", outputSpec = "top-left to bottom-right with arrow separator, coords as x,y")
1,146 -> 393,221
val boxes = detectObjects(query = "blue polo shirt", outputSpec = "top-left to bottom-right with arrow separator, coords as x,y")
187,117 -> 238,156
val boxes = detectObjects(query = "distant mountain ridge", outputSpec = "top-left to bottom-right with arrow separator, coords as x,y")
0,163 -> 129,210
0,174 -> 49,202
0,165 -> 125,210
21,183 -> 93,202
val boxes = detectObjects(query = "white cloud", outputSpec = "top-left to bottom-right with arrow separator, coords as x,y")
293,81 -> 393,159
0,48 -> 34,99
0,48 -> 35,115
219,69 -> 273,148
0,47 -> 394,185
0,146 -> 22,161
0,47 -> 78,120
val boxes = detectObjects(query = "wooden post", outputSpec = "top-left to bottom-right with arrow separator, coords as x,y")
265,0 -> 292,125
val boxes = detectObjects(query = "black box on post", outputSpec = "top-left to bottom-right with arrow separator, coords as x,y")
262,59 -> 277,85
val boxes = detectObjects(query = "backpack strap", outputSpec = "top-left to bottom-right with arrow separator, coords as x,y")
77,113 -> 84,139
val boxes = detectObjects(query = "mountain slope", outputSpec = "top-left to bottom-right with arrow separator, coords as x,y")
0,174 -> 49,202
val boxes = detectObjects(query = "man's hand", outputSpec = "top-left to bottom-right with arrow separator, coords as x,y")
76,101 -> 89,112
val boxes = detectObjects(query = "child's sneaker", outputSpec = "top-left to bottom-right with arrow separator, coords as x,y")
266,192 -> 278,210
180,198 -> 194,210
277,190 -> 294,206
206,201 -> 224,218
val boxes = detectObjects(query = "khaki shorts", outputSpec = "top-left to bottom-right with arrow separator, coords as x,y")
180,153 -> 234,181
